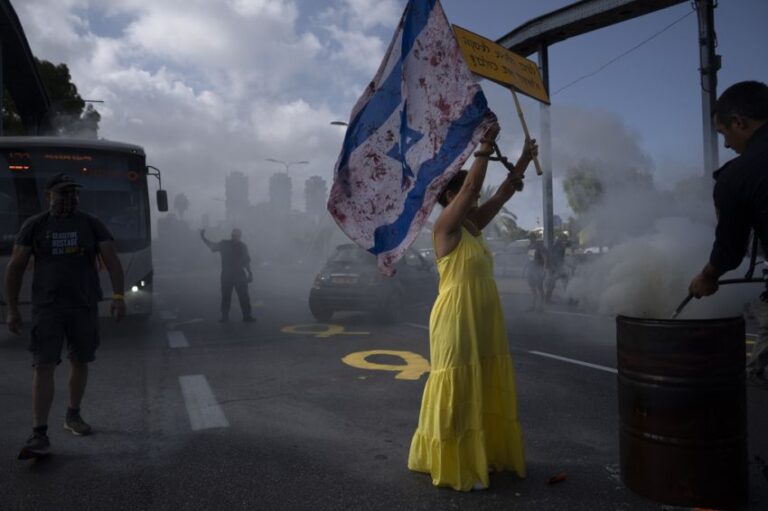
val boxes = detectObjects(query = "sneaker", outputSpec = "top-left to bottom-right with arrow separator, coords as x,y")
243,316 -> 255,323
219,316 -> 229,323
64,411 -> 92,436
18,432 -> 50,460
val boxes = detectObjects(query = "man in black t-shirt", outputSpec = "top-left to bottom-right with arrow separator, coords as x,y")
201,228 -> 254,322
4,173 -> 126,460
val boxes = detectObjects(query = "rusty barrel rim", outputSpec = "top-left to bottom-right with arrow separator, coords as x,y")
616,314 -> 744,326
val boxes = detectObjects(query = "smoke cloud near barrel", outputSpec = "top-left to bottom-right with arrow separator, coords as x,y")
563,167 -> 757,319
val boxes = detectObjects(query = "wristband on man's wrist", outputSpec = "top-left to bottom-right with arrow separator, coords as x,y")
112,294 -> 125,301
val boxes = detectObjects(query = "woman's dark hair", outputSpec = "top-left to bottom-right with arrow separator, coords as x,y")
714,81 -> 768,123
437,170 -> 468,207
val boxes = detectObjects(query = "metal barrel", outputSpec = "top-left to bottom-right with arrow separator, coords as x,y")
616,315 -> 748,509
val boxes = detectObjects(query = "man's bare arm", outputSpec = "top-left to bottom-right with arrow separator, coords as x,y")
4,245 -> 32,333
200,229 -> 216,250
99,240 -> 126,320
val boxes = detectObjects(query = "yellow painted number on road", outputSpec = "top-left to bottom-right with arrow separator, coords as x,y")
342,350 -> 430,380
281,324 -> 369,338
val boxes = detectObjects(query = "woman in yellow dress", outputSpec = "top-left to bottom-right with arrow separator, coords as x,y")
408,120 -> 537,491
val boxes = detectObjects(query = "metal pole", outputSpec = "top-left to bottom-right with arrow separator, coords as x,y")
538,43 -> 554,252
696,0 -> 720,174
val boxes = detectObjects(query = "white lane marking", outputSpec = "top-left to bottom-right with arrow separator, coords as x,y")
167,318 -> 204,329
528,350 -> 618,374
179,375 -> 229,431
543,310 -> 595,318
167,330 -> 189,348
404,322 -> 429,331
160,310 -> 177,321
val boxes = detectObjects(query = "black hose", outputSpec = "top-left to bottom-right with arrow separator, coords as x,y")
671,294 -> 693,319
670,278 -> 765,319
718,278 -> 766,285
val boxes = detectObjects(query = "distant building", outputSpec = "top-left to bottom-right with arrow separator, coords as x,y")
269,172 -> 292,213
304,176 -> 327,219
225,171 -> 250,222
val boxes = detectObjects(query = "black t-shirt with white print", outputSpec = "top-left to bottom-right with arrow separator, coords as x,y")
16,210 -> 113,309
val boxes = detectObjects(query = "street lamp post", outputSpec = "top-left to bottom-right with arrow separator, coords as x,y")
264,158 -> 309,175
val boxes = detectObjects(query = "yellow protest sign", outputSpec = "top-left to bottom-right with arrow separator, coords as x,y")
453,25 -> 550,105
342,350 -> 430,380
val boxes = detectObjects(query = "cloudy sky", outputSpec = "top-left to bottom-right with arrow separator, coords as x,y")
14,0 -> 768,229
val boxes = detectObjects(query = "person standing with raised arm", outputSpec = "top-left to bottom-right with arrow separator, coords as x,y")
408,118 -> 538,491
200,228 -> 254,323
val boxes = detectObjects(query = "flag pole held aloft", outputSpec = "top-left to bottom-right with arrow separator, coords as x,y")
511,88 -> 542,175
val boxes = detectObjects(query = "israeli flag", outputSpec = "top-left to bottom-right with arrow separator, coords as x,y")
328,0 -> 492,274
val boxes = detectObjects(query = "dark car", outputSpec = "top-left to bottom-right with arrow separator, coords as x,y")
309,244 -> 437,322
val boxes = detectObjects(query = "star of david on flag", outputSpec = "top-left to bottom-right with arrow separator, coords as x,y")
328,0 -> 493,275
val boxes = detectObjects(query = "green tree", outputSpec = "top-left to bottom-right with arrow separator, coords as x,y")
562,161 -> 604,216
2,58 -> 100,137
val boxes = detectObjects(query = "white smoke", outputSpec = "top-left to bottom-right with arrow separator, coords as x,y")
565,179 -> 759,319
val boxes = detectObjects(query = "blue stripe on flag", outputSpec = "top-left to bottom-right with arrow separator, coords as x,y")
336,63 -> 403,193
371,90 -> 490,254
402,0 -> 437,58
335,0 -> 437,194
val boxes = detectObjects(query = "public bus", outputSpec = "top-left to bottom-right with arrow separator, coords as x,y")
0,137 -> 168,320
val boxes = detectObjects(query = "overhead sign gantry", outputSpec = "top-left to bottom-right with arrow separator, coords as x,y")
495,0 -> 718,252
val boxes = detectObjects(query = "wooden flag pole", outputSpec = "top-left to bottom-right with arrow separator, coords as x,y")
511,88 -> 543,176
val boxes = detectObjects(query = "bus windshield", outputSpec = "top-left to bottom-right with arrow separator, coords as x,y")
0,147 -> 149,254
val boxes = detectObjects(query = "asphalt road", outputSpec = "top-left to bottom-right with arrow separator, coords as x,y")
1,262 -> 767,510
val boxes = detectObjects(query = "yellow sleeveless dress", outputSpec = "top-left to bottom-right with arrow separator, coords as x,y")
408,228 -> 526,491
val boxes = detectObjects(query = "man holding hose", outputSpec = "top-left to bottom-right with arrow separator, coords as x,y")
689,81 -> 768,384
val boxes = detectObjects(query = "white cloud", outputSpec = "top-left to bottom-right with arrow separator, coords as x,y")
342,0 -> 401,29
13,0 -> 389,221
124,9 -> 236,63
326,26 -> 387,74
228,0 -> 297,19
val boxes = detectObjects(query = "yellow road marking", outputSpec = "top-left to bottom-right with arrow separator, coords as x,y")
281,323 -> 369,338
342,350 -> 430,380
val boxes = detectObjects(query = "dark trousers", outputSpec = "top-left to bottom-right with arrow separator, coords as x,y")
221,279 -> 252,319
